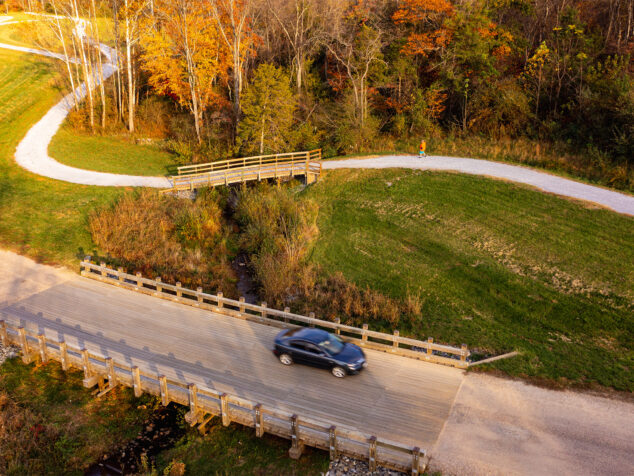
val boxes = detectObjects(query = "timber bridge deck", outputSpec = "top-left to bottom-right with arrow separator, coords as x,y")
163,149 -> 323,193
0,256 -> 467,474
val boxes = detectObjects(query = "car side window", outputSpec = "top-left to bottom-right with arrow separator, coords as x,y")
304,343 -> 322,354
290,341 -> 307,351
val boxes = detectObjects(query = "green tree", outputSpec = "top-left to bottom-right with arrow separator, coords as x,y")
238,63 -> 297,155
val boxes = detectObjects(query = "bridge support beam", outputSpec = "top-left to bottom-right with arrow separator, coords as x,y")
288,414 -> 305,459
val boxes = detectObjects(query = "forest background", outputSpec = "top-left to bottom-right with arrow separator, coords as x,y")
3,0 -> 633,190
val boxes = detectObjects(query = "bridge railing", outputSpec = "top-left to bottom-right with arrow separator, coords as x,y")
163,149 -> 322,193
80,259 -> 469,368
0,318 -> 426,475
176,149 -> 321,176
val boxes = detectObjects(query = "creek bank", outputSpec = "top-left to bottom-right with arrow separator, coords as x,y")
326,455 -> 407,475
85,403 -> 185,476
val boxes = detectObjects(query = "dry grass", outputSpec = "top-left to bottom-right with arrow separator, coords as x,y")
90,189 -> 236,293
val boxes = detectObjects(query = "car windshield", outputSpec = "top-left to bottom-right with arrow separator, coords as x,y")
319,334 -> 345,355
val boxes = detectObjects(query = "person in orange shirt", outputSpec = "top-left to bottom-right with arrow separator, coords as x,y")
419,140 -> 426,157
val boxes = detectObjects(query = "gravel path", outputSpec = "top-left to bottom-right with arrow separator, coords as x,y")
2,25 -> 633,210
0,39 -> 170,188
430,373 -> 634,476
323,156 -> 634,216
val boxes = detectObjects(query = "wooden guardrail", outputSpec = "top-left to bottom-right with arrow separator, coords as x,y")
163,149 -> 322,194
80,259 -> 470,368
0,318 -> 427,474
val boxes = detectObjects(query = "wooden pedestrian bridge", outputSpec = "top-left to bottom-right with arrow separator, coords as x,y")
0,256 -> 471,475
162,149 -> 323,194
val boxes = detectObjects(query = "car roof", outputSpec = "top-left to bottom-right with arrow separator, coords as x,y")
284,327 -> 330,344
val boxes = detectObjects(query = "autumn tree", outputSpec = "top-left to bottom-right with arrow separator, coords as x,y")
265,0 -> 325,92
326,4 -> 386,127
238,63 -> 296,154
392,0 -> 454,58
209,0 -> 259,129
141,0 -> 229,142
120,0 -> 146,133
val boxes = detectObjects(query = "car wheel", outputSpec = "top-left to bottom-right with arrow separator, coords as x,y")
279,353 -> 293,366
331,366 -> 346,378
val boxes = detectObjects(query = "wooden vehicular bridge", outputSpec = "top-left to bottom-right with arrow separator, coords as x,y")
162,149 -> 323,194
0,258 -> 470,475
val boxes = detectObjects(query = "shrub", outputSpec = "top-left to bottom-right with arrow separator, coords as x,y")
90,190 -> 236,293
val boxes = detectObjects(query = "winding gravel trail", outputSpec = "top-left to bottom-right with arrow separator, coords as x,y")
323,156 -> 634,216
0,38 -> 169,188
1,26 -> 633,212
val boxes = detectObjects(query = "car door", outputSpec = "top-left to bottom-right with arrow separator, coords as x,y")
288,340 -> 311,364
302,343 -> 330,369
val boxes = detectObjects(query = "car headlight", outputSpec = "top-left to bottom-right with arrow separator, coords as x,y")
346,363 -> 357,368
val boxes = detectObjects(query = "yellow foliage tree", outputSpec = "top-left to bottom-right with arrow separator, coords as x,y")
140,0 -> 230,142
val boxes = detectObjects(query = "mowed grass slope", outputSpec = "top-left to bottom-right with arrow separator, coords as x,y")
0,49 -> 123,267
50,127 -> 177,176
305,169 -> 634,391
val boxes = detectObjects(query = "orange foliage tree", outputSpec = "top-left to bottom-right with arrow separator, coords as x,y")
392,0 -> 454,57
140,0 -> 230,142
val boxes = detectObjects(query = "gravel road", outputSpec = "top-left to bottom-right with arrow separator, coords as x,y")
430,372 -> 634,476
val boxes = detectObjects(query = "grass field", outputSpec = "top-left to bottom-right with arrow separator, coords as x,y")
0,49 -> 123,268
50,127 -> 178,176
304,169 -> 634,391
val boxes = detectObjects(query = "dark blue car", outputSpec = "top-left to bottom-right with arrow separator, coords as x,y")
273,328 -> 367,378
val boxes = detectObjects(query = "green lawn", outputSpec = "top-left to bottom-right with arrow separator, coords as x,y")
0,49 -> 124,267
304,169 -> 634,391
50,127 -> 178,176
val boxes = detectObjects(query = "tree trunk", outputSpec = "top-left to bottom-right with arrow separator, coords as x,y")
125,11 -> 135,133
91,0 -> 107,129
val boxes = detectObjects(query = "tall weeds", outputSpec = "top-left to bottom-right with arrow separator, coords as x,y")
90,189 -> 236,293
235,183 -> 418,328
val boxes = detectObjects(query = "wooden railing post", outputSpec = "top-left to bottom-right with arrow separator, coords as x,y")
335,317 -> 341,335
197,287 -> 203,304
81,349 -> 92,378
158,375 -> 169,405
289,414 -> 304,459
254,404 -> 264,437
135,272 -> 142,289
239,297 -> 246,314
461,344 -> 468,362
106,357 -> 117,389
368,436 -> 377,471
132,366 -> 142,397
18,326 -> 28,355
0,319 -> 8,346
59,341 -> 69,370
188,383 -> 199,418
393,330 -> 400,350
220,393 -> 230,426
261,302 -> 267,320
217,292 -> 224,309
411,447 -> 421,476
100,262 -> 107,277
427,337 -> 433,356
283,307 -> 290,324
308,312 -> 315,327
37,334 -> 48,363
362,323 -> 369,344
117,267 -> 124,284
329,425 -> 337,459
155,277 -> 162,294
